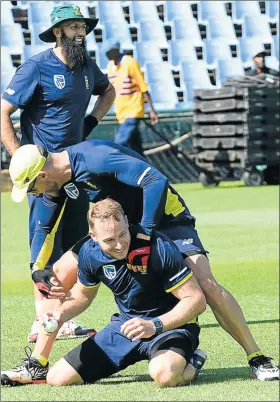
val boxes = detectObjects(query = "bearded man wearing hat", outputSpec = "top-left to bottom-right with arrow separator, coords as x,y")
1,3 -> 115,343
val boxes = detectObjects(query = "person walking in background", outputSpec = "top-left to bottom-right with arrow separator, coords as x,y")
103,40 -> 158,156
1,3 -> 115,343
246,50 -> 280,78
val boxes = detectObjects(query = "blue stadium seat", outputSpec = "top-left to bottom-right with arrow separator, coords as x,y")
181,60 -> 215,103
1,46 -> 14,73
131,1 -> 159,22
97,1 -> 125,22
169,40 -> 197,68
103,21 -> 134,50
28,2 -> 54,26
265,56 -> 279,71
207,16 -> 238,45
204,39 -> 232,67
96,44 -> 110,71
244,15 -> 273,44
1,24 -> 24,57
23,44 -> 53,62
198,1 -> 228,23
135,41 -> 162,66
1,2 -> 15,25
267,1 -> 279,22
30,23 -> 52,45
149,83 -> 178,110
164,1 -> 193,21
232,1 -> 261,22
139,20 -> 168,47
217,58 -> 245,86
173,18 -> 203,46
239,37 -> 266,68
145,62 -> 174,87
273,35 -> 279,59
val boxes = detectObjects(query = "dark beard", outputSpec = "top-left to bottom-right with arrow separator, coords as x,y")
61,32 -> 88,69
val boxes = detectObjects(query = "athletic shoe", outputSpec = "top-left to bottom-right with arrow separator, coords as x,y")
1,347 -> 48,386
189,349 -> 207,381
28,316 -> 96,343
249,355 -> 279,381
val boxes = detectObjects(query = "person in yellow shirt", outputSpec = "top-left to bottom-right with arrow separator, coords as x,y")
104,41 -> 158,155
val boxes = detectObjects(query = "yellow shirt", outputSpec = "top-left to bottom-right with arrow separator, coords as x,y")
107,55 -> 149,124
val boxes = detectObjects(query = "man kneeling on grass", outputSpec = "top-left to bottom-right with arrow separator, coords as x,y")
46,199 -> 206,386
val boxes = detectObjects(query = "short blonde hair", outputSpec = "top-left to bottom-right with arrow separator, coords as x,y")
88,199 -> 125,230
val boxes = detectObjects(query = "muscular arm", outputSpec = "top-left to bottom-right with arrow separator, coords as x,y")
158,275 -> 206,331
1,99 -> 20,155
58,280 -> 100,324
89,82 -> 115,122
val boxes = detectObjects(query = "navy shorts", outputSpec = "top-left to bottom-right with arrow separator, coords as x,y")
114,118 -> 143,156
160,223 -> 208,258
64,314 -> 200,384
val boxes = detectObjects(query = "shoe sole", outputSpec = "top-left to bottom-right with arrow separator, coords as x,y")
1,374 -> 46,386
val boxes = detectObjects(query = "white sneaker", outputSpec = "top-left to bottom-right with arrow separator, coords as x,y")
249,355 -> 279,381
28,316 -> 96,343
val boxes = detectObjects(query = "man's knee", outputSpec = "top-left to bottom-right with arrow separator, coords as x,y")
47,358 -> 83,386
149,355 -> 183,387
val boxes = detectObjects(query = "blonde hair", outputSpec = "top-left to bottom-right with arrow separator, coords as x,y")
87,199 -> 125,230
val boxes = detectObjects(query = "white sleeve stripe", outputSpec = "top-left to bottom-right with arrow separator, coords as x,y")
137,167 -> 151,185
169,266 -> 189,282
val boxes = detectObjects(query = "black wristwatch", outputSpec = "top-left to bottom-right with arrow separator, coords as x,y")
151,318 -> 164,335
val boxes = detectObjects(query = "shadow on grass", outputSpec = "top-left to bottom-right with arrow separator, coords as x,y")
100,366 -> 250,385
201,318 -> 279,329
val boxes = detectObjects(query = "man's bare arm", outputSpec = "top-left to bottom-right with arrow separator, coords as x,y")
1,99 -> 20,155
90,82 -> 116,121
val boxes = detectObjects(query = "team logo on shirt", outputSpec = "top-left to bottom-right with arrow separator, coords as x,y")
54,75 -> 65,89
64,183 -> 79,199
84,76 -> 89,89
103,265 -> 116,280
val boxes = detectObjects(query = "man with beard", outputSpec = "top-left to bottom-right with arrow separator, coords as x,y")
1,4 -> 116,343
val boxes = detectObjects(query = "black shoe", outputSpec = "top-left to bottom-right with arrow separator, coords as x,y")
1,346 -> 48,386
249,355 -> 279,381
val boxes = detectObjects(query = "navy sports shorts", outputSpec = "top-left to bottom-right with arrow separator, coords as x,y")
160,223 -> 208,258
64,313 -> 200,384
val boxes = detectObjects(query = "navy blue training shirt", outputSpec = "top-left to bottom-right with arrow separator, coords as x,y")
30,140 -> 195,270
78,227 -> 194,320
2,49 -> 109,151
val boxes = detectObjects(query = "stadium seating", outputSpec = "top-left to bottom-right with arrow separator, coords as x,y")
145,61 -> 175,87
97,1 -> 125,22
244,15 -> 273,44
139,20 -> 168,47
103,20 -> 134,49
1,1 -> 15,25
148,83 -> 178,110
206,16 -> 238,45
1,24 -> 24,57
265,56 -> 279,71
267,1 -> 279,22
135,41 -> 162,66
130,1 -> 159,22
273,35 -> 279,59
231,1 -> 261,22
30,23 -> 52,45
169,40 -> 198,68
164,1 -> 193,21
239,37 -> 266,68
1,46 -> 14,73
204,39 -> 233,68
28,2 -> 54,27
198,1 -> 228,23
217,58 -> 245,86
173,18 -> 203,46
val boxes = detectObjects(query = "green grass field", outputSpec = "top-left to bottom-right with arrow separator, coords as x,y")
1,182 -> 279,401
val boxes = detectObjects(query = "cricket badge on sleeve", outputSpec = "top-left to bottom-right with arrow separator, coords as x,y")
54,75 -> 65,89
64,183 -> 79,199
103,265 -> 116,280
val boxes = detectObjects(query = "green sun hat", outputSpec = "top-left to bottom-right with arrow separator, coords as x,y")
39,4 -> 99,43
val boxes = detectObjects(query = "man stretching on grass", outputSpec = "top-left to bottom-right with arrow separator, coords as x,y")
3,199 -> 207,387
4,140 -> 279,382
